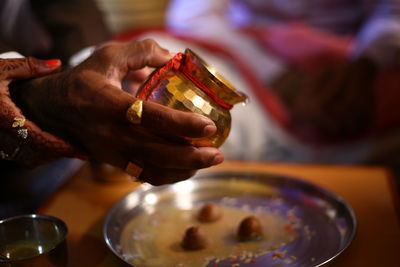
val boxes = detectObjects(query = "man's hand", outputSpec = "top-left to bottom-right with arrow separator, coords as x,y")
14,39 -> 224,184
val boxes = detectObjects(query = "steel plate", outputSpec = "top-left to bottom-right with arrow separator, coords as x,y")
104,172 -> 356,267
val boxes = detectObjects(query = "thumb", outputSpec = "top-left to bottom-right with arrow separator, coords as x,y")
1,57 -> 61,80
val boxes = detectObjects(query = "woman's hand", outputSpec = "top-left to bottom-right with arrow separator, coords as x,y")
14,39 -> 224,185
0,57 -> 81,166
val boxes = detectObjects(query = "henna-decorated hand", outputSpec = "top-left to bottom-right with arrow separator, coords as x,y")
12,39 -> 224,185
0,57 -> 77,166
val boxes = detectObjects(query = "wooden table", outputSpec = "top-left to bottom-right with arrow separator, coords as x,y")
38,161 -> 400,266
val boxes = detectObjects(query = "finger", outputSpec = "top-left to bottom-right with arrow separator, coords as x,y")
1,57 -> 61,80
141,167 -> 198,185
105,88 -> 216,138
126,39 -> 173,70
122,67 -> 154,93
122,80 -> 141,95
125,67 -> 153,83
127,143 -> 224,169
141,100 -> 217,138
132,67 -> 153,81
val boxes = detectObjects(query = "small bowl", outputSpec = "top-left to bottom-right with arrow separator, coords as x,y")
0,214 -> 68,267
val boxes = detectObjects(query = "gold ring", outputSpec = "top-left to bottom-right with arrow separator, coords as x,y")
125,161 -> 143,181
126,99 -> 143,125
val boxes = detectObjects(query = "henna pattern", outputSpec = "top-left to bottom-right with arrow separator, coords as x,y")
0,59 -> 26,77
0,57 -> 79,167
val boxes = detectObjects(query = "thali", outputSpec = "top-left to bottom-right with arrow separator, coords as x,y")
104,172 -> 356,267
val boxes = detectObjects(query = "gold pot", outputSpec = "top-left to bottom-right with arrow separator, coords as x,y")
136,49 -> 247,147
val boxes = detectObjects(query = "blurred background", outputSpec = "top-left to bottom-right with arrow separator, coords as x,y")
95,0 -> 169,33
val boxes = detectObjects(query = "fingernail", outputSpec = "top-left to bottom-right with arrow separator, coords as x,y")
44,59 -> 61,67
203,124 -> 217,137
212,153 -> 224,165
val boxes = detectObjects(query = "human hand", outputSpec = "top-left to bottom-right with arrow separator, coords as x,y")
0,57 -> 79,166
13,40 -> 224,185
259,23 -> 351,69
271,57 -> 377,142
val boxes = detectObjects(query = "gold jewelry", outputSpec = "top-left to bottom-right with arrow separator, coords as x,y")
126,99 -> 143,125
125,161 -> 143,181
1,117 -> 29,161
12,117 -> 26,128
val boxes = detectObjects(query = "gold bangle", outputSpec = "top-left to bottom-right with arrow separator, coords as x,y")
126,99 -> 143,125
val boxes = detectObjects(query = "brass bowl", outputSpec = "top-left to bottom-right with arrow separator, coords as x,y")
136,49 -> 247,147
0,214 -> 68,267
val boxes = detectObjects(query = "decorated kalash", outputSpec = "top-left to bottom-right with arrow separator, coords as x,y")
131,48 -> 248,148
